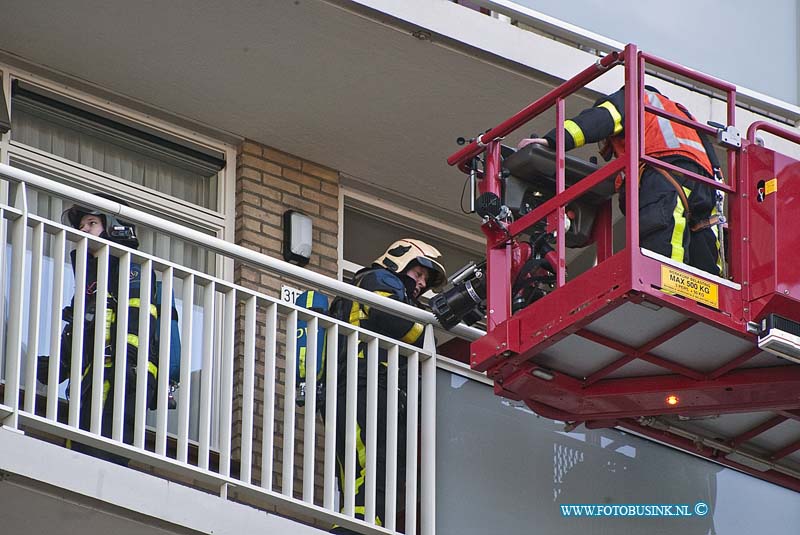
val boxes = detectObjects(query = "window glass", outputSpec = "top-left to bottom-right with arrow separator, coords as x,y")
343,206 -> 481,276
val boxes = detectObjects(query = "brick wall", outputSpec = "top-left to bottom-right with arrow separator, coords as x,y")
233,140 -> 340,502
236,140 -> 340,285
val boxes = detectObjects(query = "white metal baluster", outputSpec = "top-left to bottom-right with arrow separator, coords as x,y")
133,258 -> 153,448
364,336 -> 379,524
176,273 -> 194,463
68,237 -> 88,428
343,330 -> 359,517
218,287 -> 236,477
111,251 -> 131,442
24,220 -> 44,413
240,295 -> 257,484
198,281 -> 216,470
282,309 -> 298,496
261,302 -> 277,490
46,229 -> 66,420
156,266 -> 174,455
384,344 -> 400,532
3,183 -> 28,429
302,315 -> 318,503
0,209 -> 6,394
323,323 -> 339,510
90,244 -> 109,435
420,326 -> 437,535
405,351 -> 420,535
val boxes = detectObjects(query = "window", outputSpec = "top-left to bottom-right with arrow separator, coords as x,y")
4,75 -> 234,276
342,188 -> 484,280
0,78 -> 9,134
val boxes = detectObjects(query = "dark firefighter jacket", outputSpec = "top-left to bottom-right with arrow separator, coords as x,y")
330,266 -> 426,389
542,86 -> 713,177
55,251 -> 159,407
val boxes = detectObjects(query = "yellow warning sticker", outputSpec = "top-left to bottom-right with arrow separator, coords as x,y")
765,178 -> 777,196
660,265 -> 719,308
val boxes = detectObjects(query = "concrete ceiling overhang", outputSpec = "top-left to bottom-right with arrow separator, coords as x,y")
0,0 -> 607,226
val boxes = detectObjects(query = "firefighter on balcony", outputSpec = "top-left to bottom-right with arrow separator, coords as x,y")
328,239 -> 446,534
518,86 -> 723,276
38,194 -> 158,465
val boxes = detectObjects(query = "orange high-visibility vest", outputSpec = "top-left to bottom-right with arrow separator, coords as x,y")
609,89 -> 713,190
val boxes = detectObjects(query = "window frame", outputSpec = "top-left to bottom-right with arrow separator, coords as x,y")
0,65 -> 238,280
339,185 -> 486,279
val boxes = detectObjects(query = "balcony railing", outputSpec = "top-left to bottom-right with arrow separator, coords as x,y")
0,163 -> 482,535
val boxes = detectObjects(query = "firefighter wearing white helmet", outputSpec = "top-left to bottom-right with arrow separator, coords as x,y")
373,238 -> 447,300
327,238 -> 447,534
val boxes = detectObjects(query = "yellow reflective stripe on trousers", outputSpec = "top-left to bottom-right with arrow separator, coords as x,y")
105,308 -> 115,343
564,120 -> 586,148
669,187 -> 690,263
299,346 -> 307,377
126,333 -> 158,378
128,298 -> 158,318
711,206 -> 723,273
351,422 -> 383,527
352,422 -> 367,518
598,100 -> 623,135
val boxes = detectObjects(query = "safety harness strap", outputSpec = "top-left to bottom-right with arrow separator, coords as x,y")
641,164 -> 692,221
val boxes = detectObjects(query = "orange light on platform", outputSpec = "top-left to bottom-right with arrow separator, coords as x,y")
666,395 -> 679,406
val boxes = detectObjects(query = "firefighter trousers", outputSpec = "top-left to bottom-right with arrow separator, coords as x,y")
621,160 -> 721,277
331,375 -> 408,530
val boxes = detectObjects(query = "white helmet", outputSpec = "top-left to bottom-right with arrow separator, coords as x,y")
374,238 -> 447,291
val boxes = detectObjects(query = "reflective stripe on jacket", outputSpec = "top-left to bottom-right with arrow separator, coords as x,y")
544,86 -> 713,179
607,89 -> 713,176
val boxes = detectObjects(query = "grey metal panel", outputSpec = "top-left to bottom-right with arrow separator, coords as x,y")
664,412 -> 780,439
536,334 -> 624,378
746,421 -> 800,458
604,359 -> 674,379
584,301 -> 688,348
739,350 -> 792,369
649,322 -> 756,373
788,449 -> 800,467
536,301 -> 785,380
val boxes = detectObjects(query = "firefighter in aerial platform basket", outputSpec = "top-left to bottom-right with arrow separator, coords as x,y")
518,86 -> 724,277
327,238 -> 446,534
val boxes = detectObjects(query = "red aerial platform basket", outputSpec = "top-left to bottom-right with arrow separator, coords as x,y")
447,44 -> 800,491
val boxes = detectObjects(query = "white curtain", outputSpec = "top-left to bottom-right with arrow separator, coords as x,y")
10,97 -> 221,275
11,99 -> 218,210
